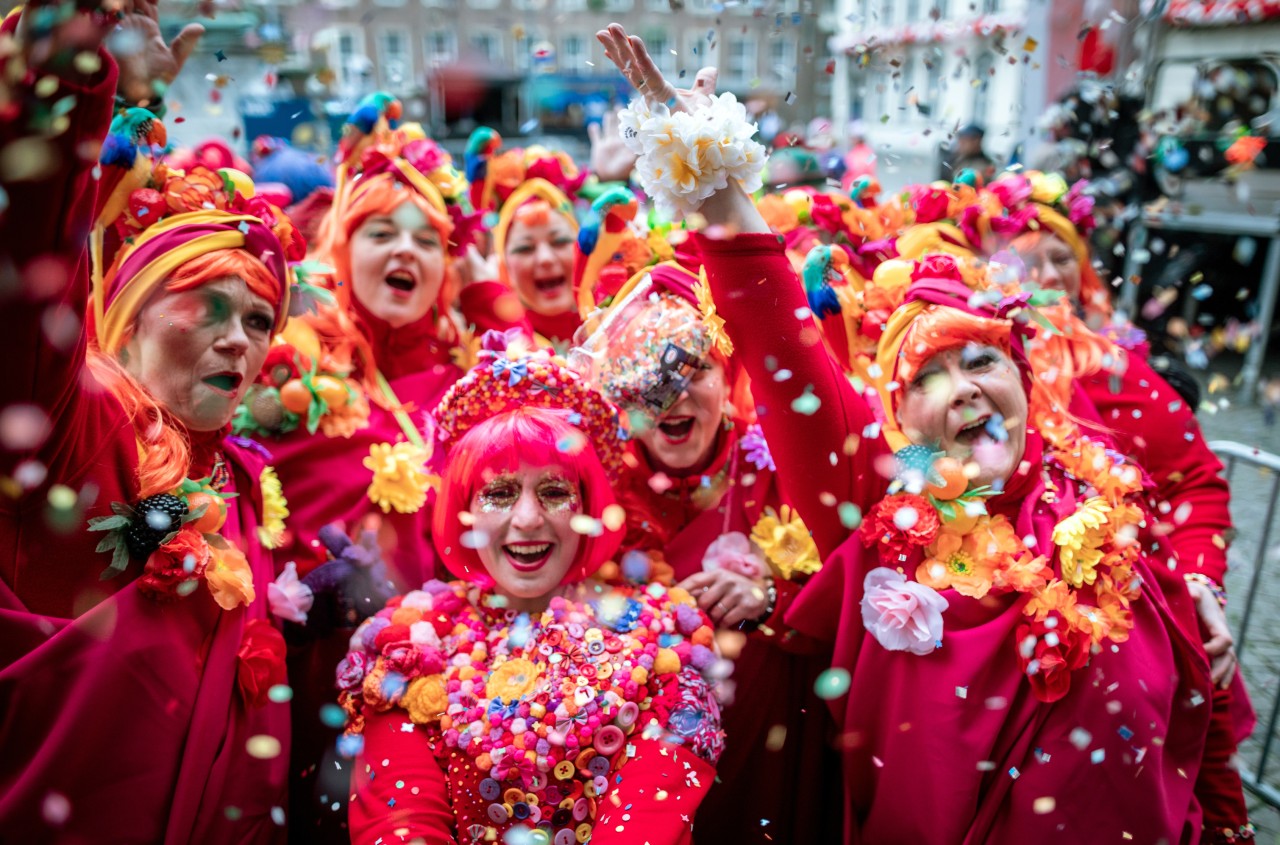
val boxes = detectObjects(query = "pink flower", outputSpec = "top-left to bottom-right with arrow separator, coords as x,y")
702,532 -> 767,579
267,561 -> 313,624
910,185 -> 951,224
989,174 -> 1032,210
860,567 -> 948,655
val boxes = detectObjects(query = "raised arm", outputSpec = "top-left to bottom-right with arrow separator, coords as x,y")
593,25 -> 887,558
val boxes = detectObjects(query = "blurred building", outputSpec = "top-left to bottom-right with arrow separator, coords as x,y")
826,0 -> 1089,190
275,0 -> 837,143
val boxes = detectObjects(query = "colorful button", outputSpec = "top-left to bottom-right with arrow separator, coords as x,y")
595,725 -> 625,755
529,772 -> 548,790
513,802 -> 531,821
575,822 -> 593,842
572,797 -> 590,822
574,749 -> 596,772
615,702 -> 639,729
528,831 -> 550,845
592,775 -> 608,796
554,761 -> 576,781
604,637 -> 623,653
587,640 -> 605,656
587,756 -> 611,778
479,779 -> 502,801
553,808 -> 573,827
504,788 -> 525,805
528,804 -> 543,824
584,779 -> 600,798
555,829 -> 576,845
487,803 -> 509,824
559,797 -> 575,812
596,661 -> 613,679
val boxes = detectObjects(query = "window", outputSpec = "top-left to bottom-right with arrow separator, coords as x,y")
323,28 -> 370,93
425,31 -> 457,67
561,34 -> 586,72
878,0 -> 893,25
373,0 -> 406,7
513,0 -> 548,9
905,0 -> 921,21
514,33 -> 536,72
320,0 -> 357,8
769,35 -> 796,83
973,51 -> 994,123
642,29 -> 675,77
560,0 -> 587,9
605,0 -> 633,10
421,0 -> 456,6
726,35 -> 755,83
379,30 -> 412,89
648,0 -> 668,10
470,31 -> 503,64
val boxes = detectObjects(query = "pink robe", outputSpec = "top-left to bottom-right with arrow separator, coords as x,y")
0,49 -> 288,843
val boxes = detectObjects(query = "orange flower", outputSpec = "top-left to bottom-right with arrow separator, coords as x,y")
917,519 -> 998,598
318,381 -> 372,439
757,194 -> 800,233
994,553 -> 1050,593
206,543 -> 256,610
1096,588 -> 1134,643
1023,578 -> 1077,622
163,166 -> 229,216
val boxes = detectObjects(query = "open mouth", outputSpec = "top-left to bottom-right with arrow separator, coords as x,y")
385,270 -> 417,293
503,542 -> 554,571
955,415 -> 992,446
657,416 -> 695,444
533,275 -> 566,294
202,372 -> 244,394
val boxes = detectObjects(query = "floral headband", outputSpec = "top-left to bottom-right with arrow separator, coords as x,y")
433,340 -> 628,481
465,126 -> 588,214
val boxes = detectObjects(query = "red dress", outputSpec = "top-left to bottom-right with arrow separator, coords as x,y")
0,52 -> 288,843
698,232 -> 1217,843
624,424 -> 843,841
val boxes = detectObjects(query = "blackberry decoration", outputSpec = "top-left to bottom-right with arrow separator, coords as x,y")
123,494 -> 189,560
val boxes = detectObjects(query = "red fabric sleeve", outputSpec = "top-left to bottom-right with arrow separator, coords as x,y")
0,48 -> 117,434
694,232 -> 888,560
591,738 -> 715,845
349,710 -> 458,845
1082,353 -> 1231,584
458,280 -> 530,337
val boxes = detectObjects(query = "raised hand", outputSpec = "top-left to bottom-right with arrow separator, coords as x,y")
595,23 -> 717,115
587,109 -> 638,183
110,0 -> 204,105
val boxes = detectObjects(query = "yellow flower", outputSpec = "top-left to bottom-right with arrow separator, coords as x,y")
364,441 -> 437,514
206,543 -> 256,610
404,674 -> 448,725
487,658 -> 542,701
693,275 -> 734,358
751,505 -> 822,579
1052,496 -> 1111,589
257,465 -> 289,550
1029,171 -> 1069,205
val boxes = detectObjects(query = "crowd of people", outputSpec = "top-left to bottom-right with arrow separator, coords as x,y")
0,2 -> 1260,843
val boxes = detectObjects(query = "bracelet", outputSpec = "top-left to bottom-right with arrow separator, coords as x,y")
1184,572 -> 1227,609
758,576 -> 777,623
618,92 -> 767,219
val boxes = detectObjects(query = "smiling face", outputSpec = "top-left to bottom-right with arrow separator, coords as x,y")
121,277 -> 274,432
637,356 -> 730,476
349,202 -> 447,328
471,462 -> 584,605
504,210 -> 577,317
1021,233 -> 1082,304
895,343 -> 1028,489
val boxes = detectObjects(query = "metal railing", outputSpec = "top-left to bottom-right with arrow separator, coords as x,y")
1210,440 -> 1280,809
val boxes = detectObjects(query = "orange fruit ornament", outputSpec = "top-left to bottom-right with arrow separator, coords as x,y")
926,456 -> 969,501
313,375 -> 349,409
186,491 -> 227,533
279,379 -> 312,415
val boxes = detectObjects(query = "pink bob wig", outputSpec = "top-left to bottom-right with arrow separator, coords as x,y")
432,406 -> 624,584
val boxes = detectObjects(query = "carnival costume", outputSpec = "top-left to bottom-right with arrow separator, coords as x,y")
0,35 -> 299,841
344,347 -> 724,844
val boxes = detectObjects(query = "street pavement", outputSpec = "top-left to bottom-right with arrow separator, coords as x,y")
1198,380 -> 1280,841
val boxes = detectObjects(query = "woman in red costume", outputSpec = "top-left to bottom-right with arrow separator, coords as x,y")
0,2 -> 301,840
571,263 -> 841,840
342,343 -> 724,843
597,24 -> 1235,842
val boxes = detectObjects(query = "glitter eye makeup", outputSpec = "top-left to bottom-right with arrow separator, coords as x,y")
536,476 -> 580,513
478,473 -> 520,512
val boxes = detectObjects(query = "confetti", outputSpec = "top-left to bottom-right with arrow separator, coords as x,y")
814,667 -> 851,699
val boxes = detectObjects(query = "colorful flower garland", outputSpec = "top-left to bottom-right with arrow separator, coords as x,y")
860,432 -> 1147,702
339,579 -> 723,840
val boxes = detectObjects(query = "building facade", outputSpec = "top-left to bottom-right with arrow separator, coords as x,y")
276,0 -> 837,141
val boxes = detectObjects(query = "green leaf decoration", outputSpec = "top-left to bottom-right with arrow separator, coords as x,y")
100,543 -> 131,580
109,501 -> 136,518
1028,309 -> 1060,336
936,500 -> 957,521
182,502 -> 210,524
95,533 -> 120,553
206,533 -> 231,550
159,530 -> 179,546
88,514 -> 130,532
